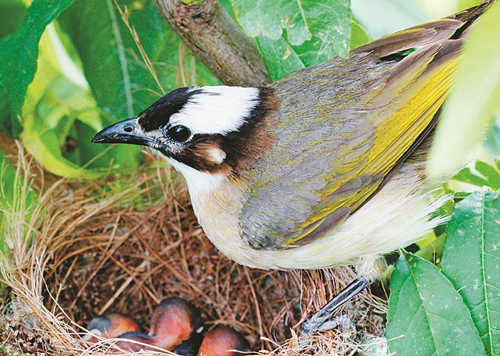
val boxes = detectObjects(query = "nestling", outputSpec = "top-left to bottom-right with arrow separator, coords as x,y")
92,1 -> 493,334
198,326 -> 250,356
83,313 -> 140,342
113,297 -> 204,352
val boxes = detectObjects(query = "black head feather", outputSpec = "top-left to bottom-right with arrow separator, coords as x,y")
138,87 -> 202,131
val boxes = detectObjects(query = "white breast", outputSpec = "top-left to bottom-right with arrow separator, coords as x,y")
169,158 -> 447,281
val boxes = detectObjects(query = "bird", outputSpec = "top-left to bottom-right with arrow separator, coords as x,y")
197,326 -> 250,356
83,312 -> 140,342
113,297 -> 204,352
92,1 -> 494,335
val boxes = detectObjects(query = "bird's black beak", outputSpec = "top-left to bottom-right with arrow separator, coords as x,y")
91,118 -> 151,147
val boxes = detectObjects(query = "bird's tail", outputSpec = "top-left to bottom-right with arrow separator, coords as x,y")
352,0 -> 495,58
448,0 -> 495,38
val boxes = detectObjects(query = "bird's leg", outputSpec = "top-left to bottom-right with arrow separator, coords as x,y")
300,277 -> 372,336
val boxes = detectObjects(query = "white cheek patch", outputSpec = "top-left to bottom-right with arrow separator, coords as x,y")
169,86 -> 260,135
206,147 -> 226,165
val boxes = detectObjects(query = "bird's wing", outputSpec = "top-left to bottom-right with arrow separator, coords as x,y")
238,18 -> 466,250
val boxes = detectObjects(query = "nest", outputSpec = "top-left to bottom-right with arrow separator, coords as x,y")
0,148 -> 386,355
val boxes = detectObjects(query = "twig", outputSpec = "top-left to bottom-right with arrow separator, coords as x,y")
155,0 -> 269,86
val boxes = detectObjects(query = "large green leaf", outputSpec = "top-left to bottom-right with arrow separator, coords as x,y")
0,0 -> 75,138
238,0 -> 354,81
441,191 -> 500,355
20,108 -> 101,179
256,35 -> 305,83
256,18 -> 369,82
11,27 -> 116,177
0,0 -> 26,38
387,254 -> 486,356
427,2 -> 500,180
22,73 -> 113,173
230,0 -> 351,55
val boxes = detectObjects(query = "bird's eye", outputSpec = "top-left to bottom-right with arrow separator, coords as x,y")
167,125 -> 191,142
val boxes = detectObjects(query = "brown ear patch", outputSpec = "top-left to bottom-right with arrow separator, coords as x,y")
173,136 -> 230,174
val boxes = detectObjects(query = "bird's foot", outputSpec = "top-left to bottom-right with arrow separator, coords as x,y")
316,314 -> 356,334
300,277 -> 371,336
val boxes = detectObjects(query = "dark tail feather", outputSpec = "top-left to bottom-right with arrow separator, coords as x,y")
352,1 -> 495,58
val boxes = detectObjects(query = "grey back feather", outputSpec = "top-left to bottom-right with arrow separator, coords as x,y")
239,54 -> 390,250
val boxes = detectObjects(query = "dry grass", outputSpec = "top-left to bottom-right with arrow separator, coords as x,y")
0,148 -> 386,356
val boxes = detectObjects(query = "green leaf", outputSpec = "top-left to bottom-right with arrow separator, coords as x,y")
256,15 -> 366,82
453,167 -> 490,188
452,161 -> 500,190
427,2 -> 500,180
0,152 -> 17,210
0,0 -> 76,138
441,191 -> 500,355
58,0 -> 164,119
293,18 -> 368,67
475,161 -> 500,190
18,31 -> 114,174
292,34 -> 344,67
415,232 -> 446,262
0,0 -> 27,39
230,0 -> 351,55
349,19 -> 370,50
256,35 -> 305,82
20,110 -> 101,179
387,253 -> 486,356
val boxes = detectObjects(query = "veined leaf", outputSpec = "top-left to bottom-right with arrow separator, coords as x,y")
427,2 -> 500,180
452,160 -> 500,190
453,167 -> 489,188
441,191 -> 500,355
257,17 -> 368,82
387,254 -> 486,355
230,0 -> 351,56
293,18 -> 368,66
0,0 -> 75,138
256,35 -> 305,83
